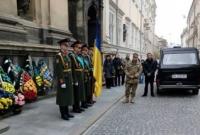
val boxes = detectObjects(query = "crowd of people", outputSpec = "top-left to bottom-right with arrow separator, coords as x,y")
103,54 -> 129,89
56,37 -> 158,120
103,52 -> 158,103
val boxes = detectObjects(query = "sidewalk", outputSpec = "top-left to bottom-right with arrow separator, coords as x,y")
0,86 -> 124,135
0,123 -> 9,134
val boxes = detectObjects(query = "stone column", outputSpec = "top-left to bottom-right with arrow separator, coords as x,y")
49,0 -> 69,32
0,0 -> 17,16
42,0 -> 72,45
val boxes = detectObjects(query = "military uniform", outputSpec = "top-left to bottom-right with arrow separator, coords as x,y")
55,52 -> 74,120
69,51 -> 85,112
88,49 -> 96,104
82,54 -> 93,105
77,55 -> 86,102
124,61 -> 142,103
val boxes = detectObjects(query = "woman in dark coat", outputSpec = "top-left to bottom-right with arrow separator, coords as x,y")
103,55 -> 115,89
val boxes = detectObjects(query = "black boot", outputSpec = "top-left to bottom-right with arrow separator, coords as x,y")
73,105 -> 81,113
86,98 -> 93,107
65,106 -> 74,118
81,101 -> 88,109
59,106 -> 69,120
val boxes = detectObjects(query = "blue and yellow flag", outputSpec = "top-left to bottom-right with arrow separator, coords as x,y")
93,22 -> 102,97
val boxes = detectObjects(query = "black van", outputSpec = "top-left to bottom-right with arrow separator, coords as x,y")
156,47 -> 200,95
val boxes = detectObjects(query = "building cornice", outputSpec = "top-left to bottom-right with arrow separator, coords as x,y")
0,40 -> 59,53
109,0 -> 118,10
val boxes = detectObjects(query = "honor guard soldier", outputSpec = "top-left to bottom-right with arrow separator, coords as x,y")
81,44 -> 93,107
55,38 -> 74,120
69,41 -> 86,113
88,47 -> 96,104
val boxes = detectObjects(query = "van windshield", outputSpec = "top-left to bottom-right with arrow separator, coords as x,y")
163,53 -> 197,65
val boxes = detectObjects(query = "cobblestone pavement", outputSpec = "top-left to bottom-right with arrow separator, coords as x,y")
84,85 -> 200,135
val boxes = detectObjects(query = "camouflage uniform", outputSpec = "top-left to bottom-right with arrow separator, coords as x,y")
124,61 -> 142,103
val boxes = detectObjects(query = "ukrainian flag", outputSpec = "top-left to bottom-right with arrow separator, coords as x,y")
93,21 -> 102,97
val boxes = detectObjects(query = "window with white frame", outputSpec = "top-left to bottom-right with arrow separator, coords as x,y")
109,8 -> 116,45
131,24 -> 135,49
109,11 -> 114,44
137,29 -> 140,50
126,21 -> 131,48
117,17 -> 122,46
134,28 -> 137,50
134,25 -> 137,50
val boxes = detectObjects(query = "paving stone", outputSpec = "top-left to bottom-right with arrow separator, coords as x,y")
85,85 -> 200,135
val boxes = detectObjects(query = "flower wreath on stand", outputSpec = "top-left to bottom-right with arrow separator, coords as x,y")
0,64 -> 25,115
11,64 -> 25,114
32,61 -> 43,96
19,70 -> 37,103
38,59 -> 53,95
0,89 -> 13,115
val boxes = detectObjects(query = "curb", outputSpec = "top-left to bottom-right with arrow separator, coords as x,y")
0,124 -> 9,134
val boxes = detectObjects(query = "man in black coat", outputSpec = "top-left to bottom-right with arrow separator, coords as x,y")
142,53 -> 157,97
113,54 -> 123,86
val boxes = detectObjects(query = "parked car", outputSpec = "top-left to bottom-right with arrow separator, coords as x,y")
156,47 -> 200,95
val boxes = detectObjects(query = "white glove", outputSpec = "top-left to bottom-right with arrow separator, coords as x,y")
74,82 -> 79,86
61,84 -> 66,88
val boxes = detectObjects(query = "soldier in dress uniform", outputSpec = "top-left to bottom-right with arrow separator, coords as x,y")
88,47 -> 96,104
123,53 -> 142,104
55,38 -> 74,120
81,44 -> 93,107
69,41 -> 86,113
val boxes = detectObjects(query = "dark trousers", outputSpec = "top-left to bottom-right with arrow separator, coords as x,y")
121,73 -> 125,85
73,85 -> 80,110
143,76 -> 155,96
88,75 -> 95,103
115,72 -> 121,86
105,78 -> 112,88
59,106 -> 69,116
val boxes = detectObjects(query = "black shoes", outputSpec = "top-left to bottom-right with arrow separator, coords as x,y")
80,108 -> 85,112
81,104 -> 88,109
73,109 -> 81,113
142,94 -> 155,97
61,115 -> 69,120
61,113 -> 74,120
67,113 -> 74,118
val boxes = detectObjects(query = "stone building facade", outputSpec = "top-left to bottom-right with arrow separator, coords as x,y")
181,0 -> 200,49
0,0 -> 102,91
152,35 -> 168,59
102,0 -> 157,58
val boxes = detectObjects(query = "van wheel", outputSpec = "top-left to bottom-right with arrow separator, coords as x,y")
192,89 -> 199,95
